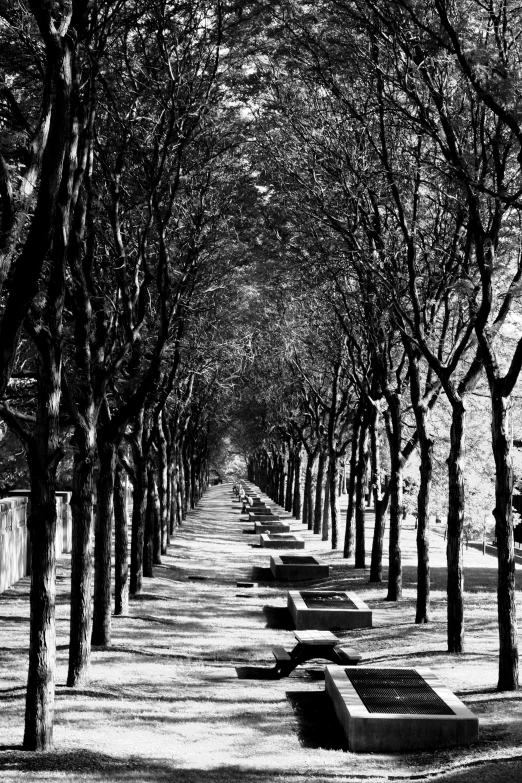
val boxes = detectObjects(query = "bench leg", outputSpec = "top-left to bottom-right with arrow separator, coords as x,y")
273,660 -> 295,678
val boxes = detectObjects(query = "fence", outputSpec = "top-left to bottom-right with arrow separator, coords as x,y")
0,492 -> 72,594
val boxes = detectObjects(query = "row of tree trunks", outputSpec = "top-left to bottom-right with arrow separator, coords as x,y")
252,445 -> 353,551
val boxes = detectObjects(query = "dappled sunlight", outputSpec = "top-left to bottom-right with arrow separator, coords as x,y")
1,485 -> 522,781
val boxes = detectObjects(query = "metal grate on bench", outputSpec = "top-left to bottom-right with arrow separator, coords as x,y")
345,669 -> 455,716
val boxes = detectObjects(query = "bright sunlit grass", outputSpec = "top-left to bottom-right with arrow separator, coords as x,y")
0,484 -> 521,782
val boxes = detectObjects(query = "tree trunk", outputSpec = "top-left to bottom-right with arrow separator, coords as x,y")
168,461 -> 176,534
22,26 -> 71,721
278,452 -> 286,506
285,451 -> 294,512
329,459 -> 340,549
405,347 -> 434,624
386,397 -> 403,601
67,434 -> 95,686
415,409 -> 433,624
302,451 -> 312,528
130,447 -> 147,594
447,401 -> 466,651
143,463 -> 155,577
178,449 -> 186,521
114,461 -> 128,615
292,446 -> 302,518
369,406 -> 386,582
344,408 -> 361,558
183,450 -> 191,514
183,451 -> 191,511
304,447 -> 317,530
157,415 -> 169,553
24,493 -> 57,750
24,436 -> 60,750
152,469 -> 162,565
322,463 -> 330,541
491,391 -> 519,689
314,450 -> 325,535
92,439 -> 116,646
355,416 -> 369,568
190,456 -> 196,508
340,461 -> 347,494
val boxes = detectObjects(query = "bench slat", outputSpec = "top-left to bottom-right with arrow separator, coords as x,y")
336,648 -> 362,663
272,646 -> 292,662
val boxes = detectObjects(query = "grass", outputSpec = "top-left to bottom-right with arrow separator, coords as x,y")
0,484 -> 521,782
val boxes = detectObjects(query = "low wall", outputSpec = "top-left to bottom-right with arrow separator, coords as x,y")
467,540 -> 522,565
0,492 -> 72,594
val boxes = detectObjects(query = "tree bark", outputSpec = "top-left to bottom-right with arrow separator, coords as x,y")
386,397 -> 403,601
415,407 -> 433,624
322,462 -> 330,541
143,463 -> 155,577
329,459 -> 340,549
91,440 -> 117,646
176,450 -> 184,524
24,484 -> 57,751
156,414 -> 169,553
314,449 -> 325,535
491,391 -> 519,689
23,355 -> 63,751
152,468 -> 162,565
278,451 -> 286,506
370,405 -> 386,582
285,450 -> 294,512
292,445 -> 302,518
168,459 -> 176,534
302,450 -> 312,528
113,461 -> 128,615
447,401 -> 466,651
67,433 -> 95,685
355,414 -> 369,568
130,422 -> 148,594
304,446 -> 317,530
344,404 -> 361,558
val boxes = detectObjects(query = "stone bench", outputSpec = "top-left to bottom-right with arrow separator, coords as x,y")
255,521 -> 290,534
326,666 -> 479,751
288,590 -> 372,630
248,512 -> 280,523
260,533 -> 305,549
270,555 -> 329,581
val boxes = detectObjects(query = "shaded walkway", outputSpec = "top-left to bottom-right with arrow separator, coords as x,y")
0,483 -> 520,782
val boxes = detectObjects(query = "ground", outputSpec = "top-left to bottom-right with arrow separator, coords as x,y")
0,484 -> 521,782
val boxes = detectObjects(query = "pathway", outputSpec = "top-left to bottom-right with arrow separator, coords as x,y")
0,483 -> 521,782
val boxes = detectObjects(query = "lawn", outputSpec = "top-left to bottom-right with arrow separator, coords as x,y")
0,484 -> 521,782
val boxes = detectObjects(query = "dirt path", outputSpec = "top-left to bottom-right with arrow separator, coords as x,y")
0,483 -> 521,782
